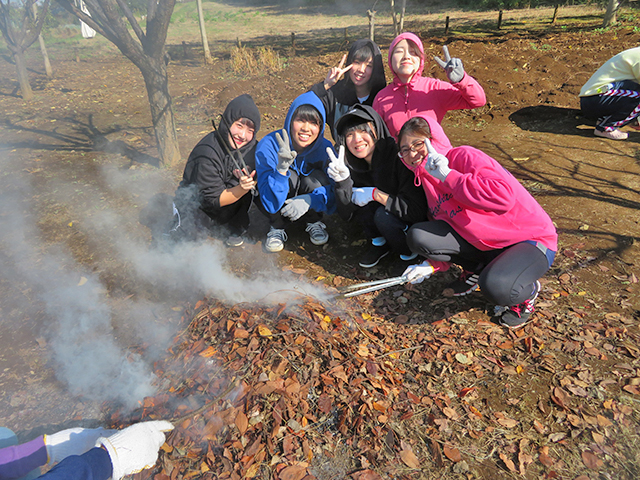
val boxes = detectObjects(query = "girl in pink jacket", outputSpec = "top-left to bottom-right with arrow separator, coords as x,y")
397,117 -> 557,329
373,32 -> 486,147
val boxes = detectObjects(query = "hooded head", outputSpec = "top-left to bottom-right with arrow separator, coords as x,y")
219,94 -> 261,151
335,104 -> 390,168
333,39 -> 387,104
388,32 -> 425,84
283,91 -> 327,156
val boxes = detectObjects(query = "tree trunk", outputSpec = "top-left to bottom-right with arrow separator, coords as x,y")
13,49 -> 34,101
603,0 -> 623,27
140,57 -> 180,167
196,0 -> 212,65
390,0 -> 399,36
399,0 -> 406,32
32,3 -> 52,77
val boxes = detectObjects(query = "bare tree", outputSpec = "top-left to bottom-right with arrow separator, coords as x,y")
56,0 -> 181,167
196,0 -> 212,64
0,0 -> 51,100
603,0 -> 627,27
32,2 -> 53,77
390,0 -> 406,36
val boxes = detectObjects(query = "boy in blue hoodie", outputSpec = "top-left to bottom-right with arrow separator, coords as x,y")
255,92 -> 336,252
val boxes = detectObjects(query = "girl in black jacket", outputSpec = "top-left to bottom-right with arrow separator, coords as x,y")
174,94 -> 261,246
327,104 -> 429,268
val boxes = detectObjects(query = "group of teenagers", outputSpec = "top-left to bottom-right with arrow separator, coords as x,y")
153,31 -> 564,330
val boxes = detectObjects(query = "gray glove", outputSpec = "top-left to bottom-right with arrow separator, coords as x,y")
281,194 -> 312,221
275,129 -> 297,175
424,139 -> 451,182
434,45 -> 465,84
327,146 -> 350,183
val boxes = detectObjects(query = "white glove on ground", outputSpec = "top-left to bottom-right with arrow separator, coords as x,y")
326,145 -> 350,182
351,187 -> 375,207
45,427 -> 115,465
424,139 -> 451,182
281,194 -> 312,221
96,420 -> 174,480
402,260 -> 436,284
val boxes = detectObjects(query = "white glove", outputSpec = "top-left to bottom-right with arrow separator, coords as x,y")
326,145 -> 350,182
424,139 -> 451,182
402,260 -> 436,284
351,187 -> 375,207
281,194 -> 312,221
96,420 -> 174,480
45,427 -> 115,465
434,45 -> 465,84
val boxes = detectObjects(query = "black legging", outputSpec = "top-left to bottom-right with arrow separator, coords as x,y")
580,79 -> 640,132
407,220 -> 551,306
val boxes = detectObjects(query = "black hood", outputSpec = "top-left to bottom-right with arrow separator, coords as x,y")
217,94 -> 261,152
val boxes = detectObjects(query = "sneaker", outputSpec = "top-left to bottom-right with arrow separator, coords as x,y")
446,269 -> 480,296
225,234 -> 244,247
306,221 -> 328,246
265,226 -> 287,252
359,244 -> 391,268
400,252 -> 418,261
497,280 -> 541,329
594,128 -> 628,140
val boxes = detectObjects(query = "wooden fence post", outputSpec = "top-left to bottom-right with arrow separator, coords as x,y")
497,10 -> 503,29
291,32 -> 296,57
444,16 -> 449,35
551,4 -> 559,23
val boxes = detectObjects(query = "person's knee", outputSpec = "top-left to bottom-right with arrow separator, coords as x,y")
479,268 -> 518,305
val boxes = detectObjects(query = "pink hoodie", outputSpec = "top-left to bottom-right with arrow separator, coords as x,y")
373,32 -> 486,149
413,142 -> 558,252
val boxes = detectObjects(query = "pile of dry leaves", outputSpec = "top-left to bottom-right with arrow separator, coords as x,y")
109,277 -> 640,480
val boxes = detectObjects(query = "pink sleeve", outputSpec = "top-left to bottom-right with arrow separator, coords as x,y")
452,73 -> 486,109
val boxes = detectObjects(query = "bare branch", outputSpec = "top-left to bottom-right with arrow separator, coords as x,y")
114,0 -> 145,45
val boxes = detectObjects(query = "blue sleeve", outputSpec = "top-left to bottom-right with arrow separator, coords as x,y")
37,448 -> 112,480
307,140 -> 336,214
255,134 -> 291,214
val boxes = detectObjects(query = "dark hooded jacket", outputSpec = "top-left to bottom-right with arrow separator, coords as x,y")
177,94 -> 261,218
311,39 -> 386,141
334,104 -> 428,224
255,91 -> 336,215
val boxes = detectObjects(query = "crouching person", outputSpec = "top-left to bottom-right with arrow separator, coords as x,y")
255,92 -> 336,252
328,104 -> 428,268
397,117 -> 558,329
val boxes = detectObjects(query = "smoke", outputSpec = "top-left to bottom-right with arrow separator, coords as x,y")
0,155 -> 329,412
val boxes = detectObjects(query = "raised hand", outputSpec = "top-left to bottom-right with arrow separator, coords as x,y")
326,145 -> 350,182
233,169 -> 257,192
424,139 -> 451,182
324,53 -> 353,89
275,129 -> 297,175
434,45 -> 465,84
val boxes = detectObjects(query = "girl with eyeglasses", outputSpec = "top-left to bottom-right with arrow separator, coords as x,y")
396,117 -> 557,329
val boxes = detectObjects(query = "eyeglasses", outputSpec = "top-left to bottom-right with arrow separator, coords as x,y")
398,140 -> 425,159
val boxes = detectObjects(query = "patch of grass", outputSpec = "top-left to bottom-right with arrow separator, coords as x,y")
230,45 -> 285,76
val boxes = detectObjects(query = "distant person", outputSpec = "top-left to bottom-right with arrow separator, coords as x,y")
255,92 -> 336,252
397,116 -> 557,329
0,426 -> 112,480
310,39 -> 386,141
327,104 -> 428,268
140,94 -> 260,247
372,32 -> 486,147
579,46 -> 640,140
34,420 -> 173,480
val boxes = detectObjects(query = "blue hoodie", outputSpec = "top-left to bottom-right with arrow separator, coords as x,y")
255,92 -> 336,215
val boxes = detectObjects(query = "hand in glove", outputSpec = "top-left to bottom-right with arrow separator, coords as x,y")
402,260 -> 436,284
424,139 -> 451,182
434,45 -> 465,84
275,129 -> 297,175
281,194 -> 312,221
351,187 -> 376,207
96,420 -> 174,480
326,146 -> 350,182
45,427 -> 116,465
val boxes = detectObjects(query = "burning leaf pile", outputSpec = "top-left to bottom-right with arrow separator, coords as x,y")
111,283 -> 640,480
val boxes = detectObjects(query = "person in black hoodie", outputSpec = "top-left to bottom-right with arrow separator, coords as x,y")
327,104 -> 429,268
172,94 -> 261,247
310,39 -> 386,142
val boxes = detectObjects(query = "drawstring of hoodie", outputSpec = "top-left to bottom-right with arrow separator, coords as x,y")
413,167 -> 422,188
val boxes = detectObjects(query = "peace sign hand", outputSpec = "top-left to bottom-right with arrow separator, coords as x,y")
326,145 -> 350,182
424,138 -> 451,182
434,45 -> 465,84
324,53 -> 354,89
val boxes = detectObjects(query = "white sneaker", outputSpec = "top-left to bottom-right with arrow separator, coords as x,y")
594,128 -> 628,140
264,226 -> 287,252
305,221 -> 328,246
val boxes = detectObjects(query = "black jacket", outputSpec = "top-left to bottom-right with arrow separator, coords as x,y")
311,39 -> 386,142
177,94 -> 260,218
333,105 -> 429,224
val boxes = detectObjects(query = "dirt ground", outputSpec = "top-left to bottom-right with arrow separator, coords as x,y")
0,8 -> 639,479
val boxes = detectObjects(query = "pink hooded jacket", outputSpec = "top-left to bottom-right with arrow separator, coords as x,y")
412,126 -> 557,253
373,32 -> 486,149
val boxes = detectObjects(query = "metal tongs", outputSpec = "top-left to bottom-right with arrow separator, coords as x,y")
338,275 -> 409,298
